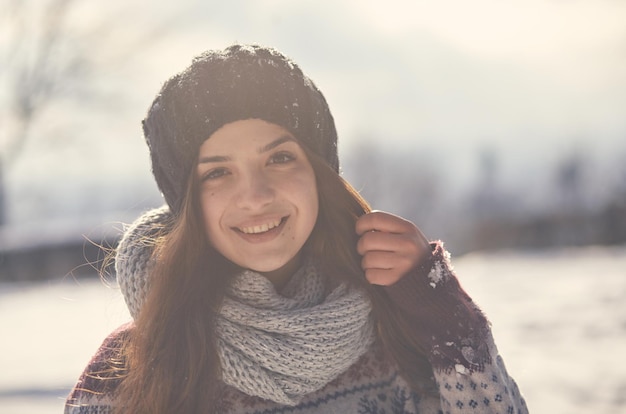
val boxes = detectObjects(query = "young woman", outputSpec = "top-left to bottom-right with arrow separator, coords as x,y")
65,44 -> 528,413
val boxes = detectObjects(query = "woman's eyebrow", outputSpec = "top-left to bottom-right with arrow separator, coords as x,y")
258,135 -> 295,154
198,155 -> 230,164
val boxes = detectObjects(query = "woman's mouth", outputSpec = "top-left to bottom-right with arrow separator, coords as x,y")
236,216 -> 288,235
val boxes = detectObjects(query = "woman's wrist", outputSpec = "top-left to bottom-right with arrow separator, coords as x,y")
382,241 -> 492,370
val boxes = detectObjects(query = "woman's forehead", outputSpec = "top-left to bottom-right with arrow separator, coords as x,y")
197,119 -> 297,158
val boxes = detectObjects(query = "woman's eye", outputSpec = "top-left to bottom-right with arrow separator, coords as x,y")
269,151 -> 295,165
202,167 -> 229,181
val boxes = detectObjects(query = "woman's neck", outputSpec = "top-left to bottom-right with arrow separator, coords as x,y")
259,254 -> 303,291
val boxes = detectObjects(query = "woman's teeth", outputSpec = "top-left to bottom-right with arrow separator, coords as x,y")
239,218 -> 282,234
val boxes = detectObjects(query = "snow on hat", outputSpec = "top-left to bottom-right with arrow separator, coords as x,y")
142,44 -> 339,214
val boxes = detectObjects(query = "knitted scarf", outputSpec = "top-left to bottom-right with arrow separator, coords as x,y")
217,262 -> 375,405
115,208 -> 375,406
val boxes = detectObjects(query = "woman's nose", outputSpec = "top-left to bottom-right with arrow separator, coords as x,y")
235,172 -> 274,210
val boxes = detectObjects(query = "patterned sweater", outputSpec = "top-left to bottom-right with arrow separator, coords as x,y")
65,243 -> 528,413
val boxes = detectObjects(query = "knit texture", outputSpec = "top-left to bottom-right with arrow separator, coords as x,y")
115,207 -> 376,404
385,243 -> 492,374
217,264 -> 375,405
115,206 -> 171,319
143,44 -> 339,214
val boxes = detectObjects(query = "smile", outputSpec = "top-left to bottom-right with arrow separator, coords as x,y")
237,217 -> 286,234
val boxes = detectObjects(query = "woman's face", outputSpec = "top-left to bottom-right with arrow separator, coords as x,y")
196,119 -> 319,285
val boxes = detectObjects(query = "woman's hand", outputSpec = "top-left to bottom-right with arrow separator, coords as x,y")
356,211 -> 431,286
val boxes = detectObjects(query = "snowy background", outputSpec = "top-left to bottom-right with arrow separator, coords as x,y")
2,245 -> 626,413
1,0 -> 626,413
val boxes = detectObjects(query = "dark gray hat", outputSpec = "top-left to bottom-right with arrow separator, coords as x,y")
143,44 -> 339,214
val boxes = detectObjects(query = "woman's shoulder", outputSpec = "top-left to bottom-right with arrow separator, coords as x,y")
83,322 -> 133,374
65,322 -> 133,411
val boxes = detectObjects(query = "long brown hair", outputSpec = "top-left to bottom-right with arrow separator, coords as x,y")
115,145 -> 434,413
304,149 -> 436,394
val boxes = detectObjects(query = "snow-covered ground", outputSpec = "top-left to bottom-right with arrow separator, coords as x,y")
1,245 -> 625,414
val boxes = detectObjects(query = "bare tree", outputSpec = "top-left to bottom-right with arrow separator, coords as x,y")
1,0 -> 86,224
1,0 -> 82,162
0,0 -> 173,225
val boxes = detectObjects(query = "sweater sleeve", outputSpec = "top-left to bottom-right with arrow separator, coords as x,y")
384,242 -> 529,414
64,323 -> 132,414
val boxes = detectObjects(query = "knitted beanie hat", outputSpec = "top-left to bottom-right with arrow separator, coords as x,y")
143,44 -> 339,214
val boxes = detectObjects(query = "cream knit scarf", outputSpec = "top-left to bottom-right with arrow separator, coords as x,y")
116,208 -> 375,406
217,262 -> 375,405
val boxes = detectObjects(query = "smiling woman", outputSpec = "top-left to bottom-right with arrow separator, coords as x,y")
64,44 -> 528,414
196,119 -> 319,288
